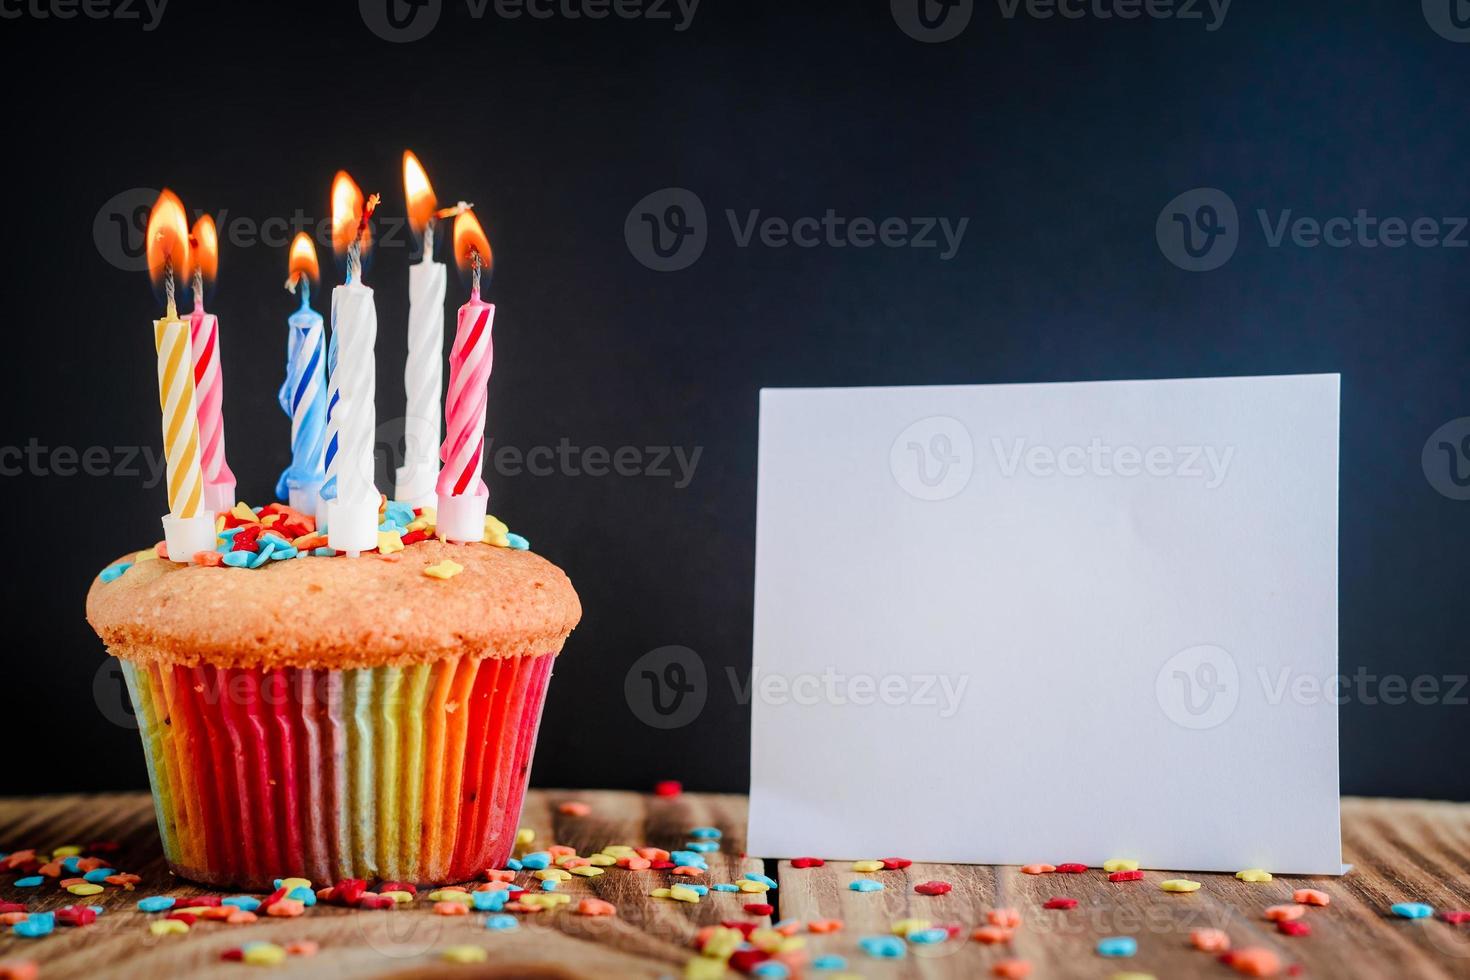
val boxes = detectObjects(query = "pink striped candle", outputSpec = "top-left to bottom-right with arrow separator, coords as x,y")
436,208 -> 494,544
188,215 -> 235,512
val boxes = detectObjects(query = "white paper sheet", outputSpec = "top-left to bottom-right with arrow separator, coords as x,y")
749,375 -> 1343,874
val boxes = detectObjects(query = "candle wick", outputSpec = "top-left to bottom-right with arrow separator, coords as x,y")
471,248 -> 482,301
192,268 -> 205,313
164,254 -> 177,318
347,240 -> 361,286
299,279 -> 311,310
424,220 -> 434,262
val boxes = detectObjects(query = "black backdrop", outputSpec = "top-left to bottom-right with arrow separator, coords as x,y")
2,0 -> 1468,800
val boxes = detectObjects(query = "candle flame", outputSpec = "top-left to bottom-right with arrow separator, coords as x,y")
189,215 -> 219,284
403,150 -> 437,234
452,208 -> 492,274
146,189 -> 191,287
331,170 -> 370,255
286,232 -> 320,289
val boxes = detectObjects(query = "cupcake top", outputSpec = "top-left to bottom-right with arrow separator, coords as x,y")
87,538 -> 581,671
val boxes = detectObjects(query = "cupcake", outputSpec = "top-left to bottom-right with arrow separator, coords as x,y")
86,509 -> 579,890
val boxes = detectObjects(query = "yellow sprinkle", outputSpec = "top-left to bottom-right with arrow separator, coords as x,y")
423,559 -> 464,580
738,880 -> 770,893
1235,868 -> 1273,883
261,514 -> 280,526
242,943 -> 286,966
230,502 -> 259,524
1103,858 -> 1140,872
700,926 -> 744,960
569,865 -> 605,878
651,887 -> 673,899
419,506 -> 437,523
669,885 -> 702,904
515,828 -> 535,846
427,889 -> 473,903
386,890 -> 415,904
52,845 -> 82,858
135,549 -> 160,563
441,945 -> 488,964
601,845 -> 635,857
891,918 -> 932,937
685,957 -> 728,980
66,883 -> 104,896
534,869 -> 571,882
377,530 -> 404,555
278,877 -> 312,891
588,854 -> 617,866
1160,879 -> 1201,893
149,919 -> 189,936
519,893 -> 570,909
175,906 -> 212,915
852,859 -> 884,873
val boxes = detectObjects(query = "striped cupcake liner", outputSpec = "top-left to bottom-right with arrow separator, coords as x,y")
121,652 -> 555,889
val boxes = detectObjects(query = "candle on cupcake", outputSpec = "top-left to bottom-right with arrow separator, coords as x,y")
186,214 -> 236,512
323,171 -> 382,557
277,233 -> 327,513
396,150 -> 447,508
145,190 -> 215,561
437,207 -> 494,545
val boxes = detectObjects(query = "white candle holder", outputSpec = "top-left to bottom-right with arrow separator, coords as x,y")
161,513 -> 218,564
436,490 -> 488,545
327,497 -> 381,557
204,479 -> 237,514
394,462 -> 438,511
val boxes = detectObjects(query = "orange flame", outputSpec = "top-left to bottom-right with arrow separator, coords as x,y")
286,232 -> 319,288
452,208 -> 492,273
403,150 -> 437,234
146,189 -> 191,287
189,215 -> 218,283
331,170 -> 366,254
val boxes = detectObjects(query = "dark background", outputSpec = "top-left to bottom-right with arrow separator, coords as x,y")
2,0 -> 1467,800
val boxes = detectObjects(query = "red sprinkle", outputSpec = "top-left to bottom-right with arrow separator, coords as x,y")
1054,863 -> 1088,874
55,905 -> 97,927
743,903 -> 774,917
332,879 -> 367,906
915,881 -> 952,896
651,860 -> 675,870
165,912 -> 197,925
358,895 -> 396,910
257,887 -> 290,911
728,949 -> 771,973
0,903 -> 25,915
220,948 -> 244,962
1278,920 -> 1311,937
721,920 -> 758,938
400,529 -> 429,546
184,895 -> 223,907
654,780 -> 683,798
1442,910 -> 1470,925
882,857 -> 913,870
791,857 -> 825,869
1109,870 -> 1145,882
1043,897 -> 1078,910
380,882 -> 417,896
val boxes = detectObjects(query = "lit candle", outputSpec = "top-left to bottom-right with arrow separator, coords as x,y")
145,190 -> 215,561
187,214 -> 237,512
323,171 -> 382,557
437,207 -> 494,544
276,233 -> 327,513
395,150 -> 447,507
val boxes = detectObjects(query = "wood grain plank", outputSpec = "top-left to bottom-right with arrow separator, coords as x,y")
0,790 -> 762,979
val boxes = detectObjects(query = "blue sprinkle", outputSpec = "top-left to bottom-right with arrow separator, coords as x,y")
472,890 -> 508,912
520,851 -> 551,870
273,879 -> 283,889
14,876 -> 43,887
137,896 -> 177,912
223,896 -> 260,911
859,935 -> 906,958
751,964 -> 789,979
82,868 -> 117,883
219,526 -> 245,539
485,914 -> 519,931
506,533 -> 529,551
505,858 -> 523,872
99,562 -> 132,583
541,879 -> 558,891
271,545 -> 299,561
1097,936 -> 1138,957
670,851 -> 708,869
14,913 -> 55,938
812,955 -> 847,970
1392,902 -> 1434,919
849,879 -> 883,893
287,886 -> 316,906
507,884 -> 524,894
744,872 -> 778,890
313,547 -> 337,557
61,857 -> 82,874
689,827 -> 722,840
712,883 -> 741,892
88,906 -> 104,916
682,883 -> 709,896
222,550 -> 252,567
908,927 -> 949,944
247,546 -> 274,568
687,841 -> 720,853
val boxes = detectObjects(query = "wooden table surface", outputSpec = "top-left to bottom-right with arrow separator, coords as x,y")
2,792 -> 1468,978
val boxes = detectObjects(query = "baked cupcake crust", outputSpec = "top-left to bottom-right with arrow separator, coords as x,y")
86,540 -> 581,670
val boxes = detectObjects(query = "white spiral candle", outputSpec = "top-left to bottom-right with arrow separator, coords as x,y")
326,280 -> 380,556
395,255 -> 445,507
